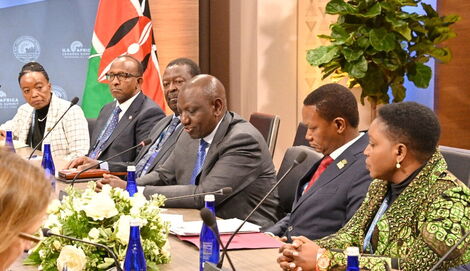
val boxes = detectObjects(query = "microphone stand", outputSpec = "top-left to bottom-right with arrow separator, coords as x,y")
28,97 -> 79,160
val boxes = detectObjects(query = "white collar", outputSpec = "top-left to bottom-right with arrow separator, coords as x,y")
330,132 -> 364,160
116,91 -> 140,116
202,117 -> 224,145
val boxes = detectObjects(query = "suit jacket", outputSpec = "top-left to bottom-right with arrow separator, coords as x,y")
138,111 -> 283,228
266,133 -> 372,240
90,92 -> 164,163
108,114 -> 183,172
315,151 -> 470,271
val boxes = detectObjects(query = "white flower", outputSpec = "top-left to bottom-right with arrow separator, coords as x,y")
72,198 -> 84,212
115,215 -> 132,244
83,193 -> 118,220
44,214 -> 60,229
57,245 -> 87,271
100,184 -> 112,195
162,240 -> 171,259
88,228 -> 100,240
47,199 -> 61,214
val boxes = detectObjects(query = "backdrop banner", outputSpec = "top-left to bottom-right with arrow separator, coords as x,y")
0,0 -> 98,123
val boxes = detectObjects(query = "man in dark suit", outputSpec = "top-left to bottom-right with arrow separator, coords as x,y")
67,55 -> 164,168
265,83 -> 372,240
98,74 -> 282,228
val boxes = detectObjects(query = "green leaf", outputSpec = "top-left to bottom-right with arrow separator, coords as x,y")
345,56 -> 368,78
331,24 -> 350,43
429,47 -> 452,63
407,63 -> 432,88
357,3 -> 381,18
356,36 -> 370,48
369,28 -> 396,52
395,25 -> 412,41
307,46 -> 340,66
442,15 -> 461,25
391,77 -> 406,102
422,3 -> 438,18
342,47 -> 364,62
317,34 -> 332,40
326,0 -> 358,15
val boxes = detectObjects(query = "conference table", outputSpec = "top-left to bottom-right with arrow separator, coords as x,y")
10,148 -> 281,270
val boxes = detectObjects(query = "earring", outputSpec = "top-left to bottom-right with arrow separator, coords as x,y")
396,161 -> 401,169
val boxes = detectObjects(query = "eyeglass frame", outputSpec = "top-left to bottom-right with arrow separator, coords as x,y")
105,72 -> 141,81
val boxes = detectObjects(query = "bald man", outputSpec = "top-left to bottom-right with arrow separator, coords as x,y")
98,74 -> 282,227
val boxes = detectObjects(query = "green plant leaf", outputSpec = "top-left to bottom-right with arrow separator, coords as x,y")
331,24 -> 350,43
442,14 -> 461,25
317,34 -> 332,40
407,62 -> 432,88
422,3 -> 438,18
342,47 -> 364,62
429,47 -> 452,63
326,0 -> 358,15
307,46 -> 340,66
356,36 -> 370,48
345,56 -> 368,78
391,76 -> 406,102
357,2 -> 381,18
395,25 -> 412,41
369,28 -> 396,52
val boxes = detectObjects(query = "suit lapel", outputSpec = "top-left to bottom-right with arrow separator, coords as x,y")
292,133 -> 369,212
147,124 -> 183,171
134,115 -> 172,162
100,92 -> 144,152
91,102 -> 115,148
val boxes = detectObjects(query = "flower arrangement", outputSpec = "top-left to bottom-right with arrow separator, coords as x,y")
24,183 -> 171,270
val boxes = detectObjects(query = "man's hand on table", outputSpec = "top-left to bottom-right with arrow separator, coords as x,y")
96,174 -> 127,191
65,156 -> 99,170
0,129 -> 6,140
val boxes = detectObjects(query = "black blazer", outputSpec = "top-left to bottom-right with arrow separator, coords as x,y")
266,133 -> 372,240
89,92 -> 164,163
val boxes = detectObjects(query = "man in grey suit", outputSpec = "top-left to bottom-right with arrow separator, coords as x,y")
67,55 -> 164,168
265,83 -> 372,240
70,58 -> 200,174
98,74 -> 282,228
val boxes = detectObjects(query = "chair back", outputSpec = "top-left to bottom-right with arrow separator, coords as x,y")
293,122 -> 309,146
249,112 -> 280,156
277,145 -> 322,213
439,145 -> 470,187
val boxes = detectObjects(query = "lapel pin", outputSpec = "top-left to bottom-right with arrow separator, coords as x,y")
129,115 -> 133,120
337,159 -> 348,169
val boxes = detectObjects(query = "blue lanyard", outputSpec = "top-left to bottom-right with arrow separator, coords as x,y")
363,190 -> 391,253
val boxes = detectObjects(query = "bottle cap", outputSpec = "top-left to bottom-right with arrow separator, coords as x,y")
345,246 -> 359,256
204,194 -> 215,202
129,218 -> 142,227
127,165 -> 136,172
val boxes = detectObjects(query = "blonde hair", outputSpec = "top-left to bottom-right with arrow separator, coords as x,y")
0,148 -> 52,254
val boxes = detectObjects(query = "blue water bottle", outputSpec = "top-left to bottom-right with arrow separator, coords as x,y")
126,165 -> 137,197
124,219 -> 147,271
4,130 -> 15,152
200,194 -> 220,271
345,246 -> 360,271
41,143 -> 56,190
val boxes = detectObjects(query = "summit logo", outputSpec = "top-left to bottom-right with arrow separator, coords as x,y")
62,41 -> 90,59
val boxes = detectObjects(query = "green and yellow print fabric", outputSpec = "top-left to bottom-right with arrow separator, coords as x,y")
315,151 -> 470,271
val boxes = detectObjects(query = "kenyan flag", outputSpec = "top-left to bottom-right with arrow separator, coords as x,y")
82,0 -> 165,118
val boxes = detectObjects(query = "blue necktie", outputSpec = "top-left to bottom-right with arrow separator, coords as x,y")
89,106 -> 122,159
189,139 -> 209,185
135,118 -> 180,177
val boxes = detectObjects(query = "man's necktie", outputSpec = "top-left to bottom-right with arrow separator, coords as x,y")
135,118 -> 180,176
189,139 -> 209,185
303,156 -> 334,193
89,106 -> 122,159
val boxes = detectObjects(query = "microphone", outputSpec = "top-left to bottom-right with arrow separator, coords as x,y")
165,187 -> 233,201
70,138 -> 152,187
217,152 -> 307,268
28,97 -> 79,160
429,230 -> 470,271
200,207 -> 236,271
41,228 -> 122,271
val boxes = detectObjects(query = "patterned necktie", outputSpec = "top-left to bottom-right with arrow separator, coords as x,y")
135,118 -> 180,176
303,156 -> 334,193
89,106 -> 122,159
189,139 -> 209,185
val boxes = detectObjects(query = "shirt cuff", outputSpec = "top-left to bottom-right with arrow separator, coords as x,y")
99,161 -> 108,170
137,186 -> 145,193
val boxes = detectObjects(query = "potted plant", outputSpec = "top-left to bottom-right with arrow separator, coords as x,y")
307,0 -> 459,108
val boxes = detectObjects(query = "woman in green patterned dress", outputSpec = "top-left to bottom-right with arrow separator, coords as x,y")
277,102 -> 469,271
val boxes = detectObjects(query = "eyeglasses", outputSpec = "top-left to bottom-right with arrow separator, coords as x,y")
163,78 -> 186,89
19,232 -> 42,243
105,72 -> 140,81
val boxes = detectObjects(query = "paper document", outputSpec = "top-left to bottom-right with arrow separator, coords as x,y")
0,140 -> 28,149
170,218 -> 261,236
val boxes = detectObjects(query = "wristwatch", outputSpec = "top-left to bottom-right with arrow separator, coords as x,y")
316,248 -> 330,271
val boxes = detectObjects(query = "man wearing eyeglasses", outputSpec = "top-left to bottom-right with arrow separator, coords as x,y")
68,55 -> 164,166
